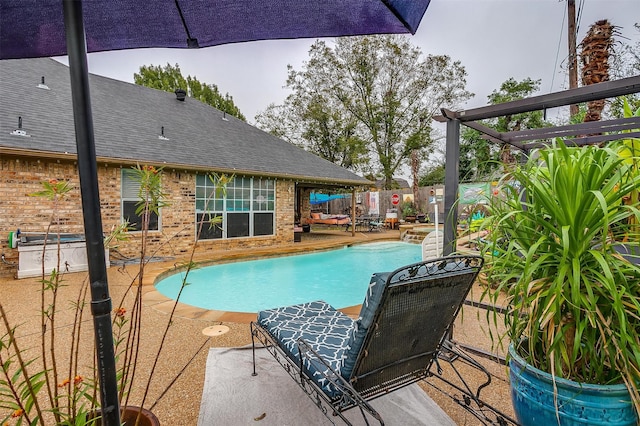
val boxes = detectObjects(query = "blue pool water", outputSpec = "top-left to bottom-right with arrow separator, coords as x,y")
155,242 -> 422,312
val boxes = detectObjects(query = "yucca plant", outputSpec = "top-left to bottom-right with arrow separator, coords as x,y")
618,98 -> 640,236
482,139 -> 640,414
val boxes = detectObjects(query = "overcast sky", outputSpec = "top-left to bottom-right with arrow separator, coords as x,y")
62,0 -> 638,125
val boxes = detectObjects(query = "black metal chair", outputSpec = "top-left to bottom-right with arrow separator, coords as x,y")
367,215 -> 385,232
250,255 -> 486,425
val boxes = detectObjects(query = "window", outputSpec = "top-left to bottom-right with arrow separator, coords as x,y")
252,178 -> 275,236
195,175 -> 275,240
121,169 -> 160,231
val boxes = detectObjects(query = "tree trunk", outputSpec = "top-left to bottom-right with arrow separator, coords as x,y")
580,20 -> 615,123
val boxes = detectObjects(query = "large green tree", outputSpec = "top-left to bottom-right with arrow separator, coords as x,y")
457,77 -> 548,181
257,95 -> 367,170
256,35 -> 472,189
134,63 -> 246,121
418,163 -> 445,186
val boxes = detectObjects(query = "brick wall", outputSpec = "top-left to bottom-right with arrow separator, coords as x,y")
0,155 -> 296,278
300,187 -> 312,221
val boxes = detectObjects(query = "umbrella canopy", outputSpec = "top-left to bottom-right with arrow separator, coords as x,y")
0,1 -> 430,424
0,0 -> 429,59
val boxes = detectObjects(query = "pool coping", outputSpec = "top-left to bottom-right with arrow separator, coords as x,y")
141,231 -> 399,323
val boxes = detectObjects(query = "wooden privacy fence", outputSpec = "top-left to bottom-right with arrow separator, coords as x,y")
323,186 -> 446,219
321,183 -> 495,224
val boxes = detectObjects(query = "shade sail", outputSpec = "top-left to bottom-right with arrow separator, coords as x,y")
310,193 -> 349,205
0,0 -> 430,59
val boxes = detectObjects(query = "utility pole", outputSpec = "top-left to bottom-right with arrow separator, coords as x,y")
568,0 -> 579,117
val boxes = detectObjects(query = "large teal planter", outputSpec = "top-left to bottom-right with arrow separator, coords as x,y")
509,345 -> 638,425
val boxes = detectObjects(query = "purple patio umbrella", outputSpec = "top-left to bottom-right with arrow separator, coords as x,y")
0,1 -> 430,424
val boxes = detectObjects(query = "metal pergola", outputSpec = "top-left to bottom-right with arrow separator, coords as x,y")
434,75 -> 640,254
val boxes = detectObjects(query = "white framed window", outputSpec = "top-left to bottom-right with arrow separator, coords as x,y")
195,175 -> 275,240
121,169 -> 160,232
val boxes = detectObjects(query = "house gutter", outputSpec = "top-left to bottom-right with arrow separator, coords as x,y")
0,147 -> 371,188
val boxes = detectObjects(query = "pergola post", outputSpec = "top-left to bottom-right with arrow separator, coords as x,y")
443,118 -> 460,256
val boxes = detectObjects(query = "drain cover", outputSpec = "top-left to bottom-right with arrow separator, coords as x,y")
202,324 -> 230,336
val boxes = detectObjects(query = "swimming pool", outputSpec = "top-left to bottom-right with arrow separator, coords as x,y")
154,241 -> 422,312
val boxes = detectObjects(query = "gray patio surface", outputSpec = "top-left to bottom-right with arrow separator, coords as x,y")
198,346 -> 456,425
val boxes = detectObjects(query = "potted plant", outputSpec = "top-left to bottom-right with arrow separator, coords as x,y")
401,201 -> 417,223
482,139 -> 640,425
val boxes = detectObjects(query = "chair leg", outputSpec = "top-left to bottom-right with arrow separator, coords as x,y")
426,340 -> 520,426
250,322 -> 259,376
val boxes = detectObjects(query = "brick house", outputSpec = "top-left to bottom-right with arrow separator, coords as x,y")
0,58 -> 369,278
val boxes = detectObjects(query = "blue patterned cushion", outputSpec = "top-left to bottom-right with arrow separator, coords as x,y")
257,301 -> 356,397
257,272 -> 393,396
358,272 -> 389,329
341,272 -> 389,378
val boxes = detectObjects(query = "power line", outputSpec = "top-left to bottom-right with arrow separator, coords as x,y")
576,0 -> 585,35
550,1 -> 567,93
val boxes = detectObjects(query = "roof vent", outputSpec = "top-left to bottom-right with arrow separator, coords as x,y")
10,117 -> 30,137
174,88 -> 186,101
37,76 -> 50,90
222,111 -> 228,121
158,126 -> 169,141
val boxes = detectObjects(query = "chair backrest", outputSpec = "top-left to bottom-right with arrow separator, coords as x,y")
348,255 -> 483,399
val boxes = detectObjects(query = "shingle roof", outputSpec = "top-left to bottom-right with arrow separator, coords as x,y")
0,58 -> 370,187
375,178 -> 410,189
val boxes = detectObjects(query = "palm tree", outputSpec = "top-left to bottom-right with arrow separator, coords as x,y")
580,20 -> 617,122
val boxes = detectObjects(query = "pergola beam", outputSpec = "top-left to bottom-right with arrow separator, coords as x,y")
439,99 -> 640,150
519,131 -> 640,149
462,120 -> 527,150
435,75 -> 640,123
505,116 -> 640,142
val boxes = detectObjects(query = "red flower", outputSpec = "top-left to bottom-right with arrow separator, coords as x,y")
74,375 -> 83,385
58,378 -> 70,388
114,307 -> 126,317
12,408 -> 24,418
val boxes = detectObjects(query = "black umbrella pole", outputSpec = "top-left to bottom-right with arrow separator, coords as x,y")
63,1 -> 121,425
